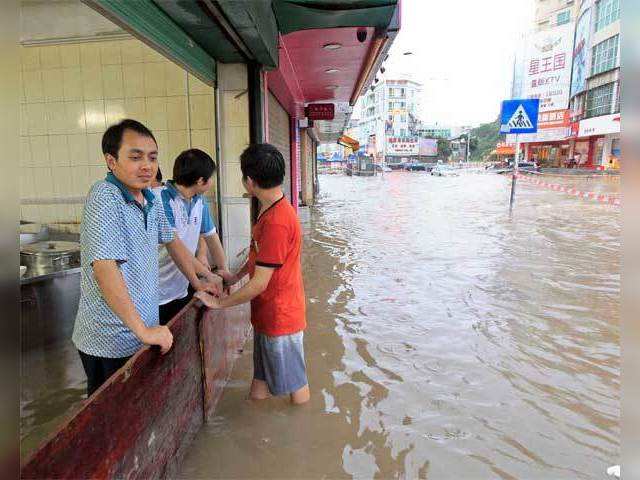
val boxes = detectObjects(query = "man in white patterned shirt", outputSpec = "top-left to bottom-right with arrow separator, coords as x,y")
72,119 -> 216,397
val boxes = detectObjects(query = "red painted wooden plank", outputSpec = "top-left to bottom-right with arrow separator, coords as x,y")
200,303 -> 251,421
21,296 -> 251,480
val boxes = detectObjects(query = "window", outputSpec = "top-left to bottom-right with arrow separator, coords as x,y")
586,82 -> 615,117
388,102 -> 393,110
400,88 -> 406,97
591,35 -> 619,75
401,115 -> 406,122
595,0 -> 620,31
557,10 -> 570,25
388,88 -> 394,97
401,102 -> 406,108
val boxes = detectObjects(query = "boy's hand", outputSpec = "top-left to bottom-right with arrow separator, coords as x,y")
215,269 -> 237,286
197,253 -> 211,271
194,291 -> 222,309
193,276 -> 222,296
139,325 -> 173,354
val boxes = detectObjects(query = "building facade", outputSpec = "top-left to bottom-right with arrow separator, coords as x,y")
509,0 -> 620,170
534,0 -> 580,31
568,0 -> 620,169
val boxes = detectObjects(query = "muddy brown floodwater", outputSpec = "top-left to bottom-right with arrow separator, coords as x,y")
176,171 -> 620,479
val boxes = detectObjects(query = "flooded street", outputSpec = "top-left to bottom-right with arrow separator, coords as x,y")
177,172 -> 620,479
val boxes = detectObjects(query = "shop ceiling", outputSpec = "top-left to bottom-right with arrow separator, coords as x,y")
82,0 -> 399,143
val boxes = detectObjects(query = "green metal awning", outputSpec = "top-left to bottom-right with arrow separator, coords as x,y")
83,0 -> 400,77
84,0 -> 218,85
272,0 -> 399,34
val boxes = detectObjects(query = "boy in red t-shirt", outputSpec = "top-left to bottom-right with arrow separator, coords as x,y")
195,143 -> 309,405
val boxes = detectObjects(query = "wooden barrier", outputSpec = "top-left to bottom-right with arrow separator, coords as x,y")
21,300 -> 251,479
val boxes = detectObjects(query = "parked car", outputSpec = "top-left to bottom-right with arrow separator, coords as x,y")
404,163 -> 427,171
431,165 -> 459,177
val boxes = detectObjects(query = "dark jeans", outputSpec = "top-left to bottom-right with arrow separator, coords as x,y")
158,288 -> 194,326
78,350 -> 132,397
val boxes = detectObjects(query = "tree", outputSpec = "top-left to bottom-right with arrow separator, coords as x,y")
469,137 -> 479,153
437,139 -> 451,161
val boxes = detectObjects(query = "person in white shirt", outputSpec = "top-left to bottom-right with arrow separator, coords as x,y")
154,149 -> 232,325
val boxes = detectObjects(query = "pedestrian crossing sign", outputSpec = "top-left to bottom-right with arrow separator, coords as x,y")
499,99 -> 540,134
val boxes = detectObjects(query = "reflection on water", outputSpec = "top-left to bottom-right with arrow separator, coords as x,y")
21,339 -> 86,456
185,172 -> 617,479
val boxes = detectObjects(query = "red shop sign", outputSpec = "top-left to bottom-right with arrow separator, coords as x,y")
306,103 -> 335,120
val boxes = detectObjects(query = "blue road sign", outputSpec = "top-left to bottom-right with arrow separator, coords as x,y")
499,99 -> 540,134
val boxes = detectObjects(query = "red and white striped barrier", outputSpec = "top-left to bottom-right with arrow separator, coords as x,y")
516,173 -> 621,206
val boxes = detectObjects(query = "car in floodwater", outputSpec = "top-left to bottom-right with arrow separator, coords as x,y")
404,163 -> 427,171
431,164 -> 459,177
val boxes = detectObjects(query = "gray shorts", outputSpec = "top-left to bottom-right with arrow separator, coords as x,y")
253,331 -> 308,396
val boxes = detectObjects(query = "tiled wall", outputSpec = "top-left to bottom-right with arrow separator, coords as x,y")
217,64 -> 251,271
19,38 -> 217,226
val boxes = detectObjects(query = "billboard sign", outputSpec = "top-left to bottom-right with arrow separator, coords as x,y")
419,138 -> 438,156
522,22 -> 575,112
570,8 -> 592,98
387,137 -> 419,156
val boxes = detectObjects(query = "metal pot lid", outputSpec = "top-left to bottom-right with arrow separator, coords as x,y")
20,241 -> 80,256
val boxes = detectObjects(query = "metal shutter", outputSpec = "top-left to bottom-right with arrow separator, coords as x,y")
268,92 -> 291,200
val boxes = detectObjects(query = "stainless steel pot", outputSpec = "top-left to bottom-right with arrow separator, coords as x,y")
20,241 -> 80,273
19,223 -> 49,246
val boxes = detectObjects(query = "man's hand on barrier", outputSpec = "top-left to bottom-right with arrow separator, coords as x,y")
140,325 -> 173,354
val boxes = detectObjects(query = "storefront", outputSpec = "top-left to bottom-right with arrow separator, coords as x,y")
577,113 -> 621,169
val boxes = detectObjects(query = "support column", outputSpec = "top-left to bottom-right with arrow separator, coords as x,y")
300,130 -> 310,206
290,117 -> 300,210
217,63 -> 251,271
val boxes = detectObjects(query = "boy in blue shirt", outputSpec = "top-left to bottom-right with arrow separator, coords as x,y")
155,149 -> 229,325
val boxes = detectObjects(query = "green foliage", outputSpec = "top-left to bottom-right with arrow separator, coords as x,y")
437,139 -> 452,160
469,117 -> 505,162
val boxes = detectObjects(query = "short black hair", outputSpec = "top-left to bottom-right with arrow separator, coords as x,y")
173,149 -> 216,186
156,167 -> 163,182
240,143 -> 285,189
102,119 -> 156,158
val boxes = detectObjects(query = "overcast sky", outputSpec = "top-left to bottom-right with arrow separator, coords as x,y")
383,0 -> 534,128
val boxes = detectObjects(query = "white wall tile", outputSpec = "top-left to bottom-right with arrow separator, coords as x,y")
49,135 -> 70,167
42,69 -> 64,102
64,102 -> 86,134
86,133 -> 104,166
82,65 -> 104,100
84,100 -> 106,134
123,64 -> 145,98
20,168 -> 35,198
33,167 -> 54,197
19,137 -> 32,167
45,102 -> 66,135
102,65 -> 124,99
29,136 -> 49,167
60,45 -> 80,67
146,97 -> 167,131
23,70 -> 44,102
68,134 -> 89,167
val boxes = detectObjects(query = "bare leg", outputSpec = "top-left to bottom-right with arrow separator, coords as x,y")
290,384 -> 310,405
249,379 -> 271,400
